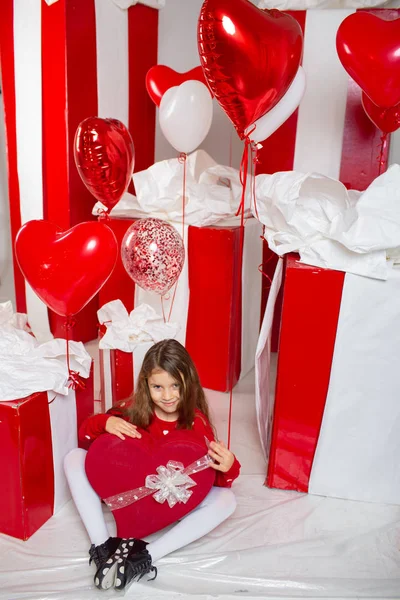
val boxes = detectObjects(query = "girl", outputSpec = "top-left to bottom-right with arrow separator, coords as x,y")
64,339 -> 240,592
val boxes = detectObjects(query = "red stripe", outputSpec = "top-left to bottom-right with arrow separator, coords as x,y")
257,11 -> 306,342
255,10 -> 306,177
99,349 -> 134,411
112,350 -> 134,403
0,392 -> 54,540
42,0 -> 69,228
48,0 -> 99,342
0,0 -> 26,312
65,0 -> 98,226
266,255 -> 345,492
339,8 -> 400,191
75,363 -> 95,431
186,225 -> 241,392
128,5 -> 158,176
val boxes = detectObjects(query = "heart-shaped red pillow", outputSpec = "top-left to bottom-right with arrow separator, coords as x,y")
337,12 -> 400,108
198,0 -> 303,137
146,65 -> 209,107
85,430 -> 215,539
15,220 -> 118,317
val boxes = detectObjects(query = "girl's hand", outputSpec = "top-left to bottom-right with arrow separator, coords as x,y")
208,440 -> 235,473
105,416 -> 142,441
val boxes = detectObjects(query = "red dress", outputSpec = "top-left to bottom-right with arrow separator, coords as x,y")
79,407 -> 241,488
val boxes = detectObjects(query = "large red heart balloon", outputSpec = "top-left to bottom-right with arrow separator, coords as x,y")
337,12 -> 400,109
198,0 -> 303,139
146,65 -> 210,107
362,92 -> 400,134
74,117 -> 135,213
15,220 -> 118,317
85,430 -> 215,539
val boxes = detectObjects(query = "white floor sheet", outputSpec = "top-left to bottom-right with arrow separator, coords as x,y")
1,357 -> 400,600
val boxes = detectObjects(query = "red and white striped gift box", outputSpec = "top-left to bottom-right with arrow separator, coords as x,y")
98,216 -> 263,398
256,257 -> 400,506
0,0 -> 160,342
0,366 -> 94,540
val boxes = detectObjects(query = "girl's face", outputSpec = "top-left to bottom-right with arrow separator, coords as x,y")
147,368 -> 181,421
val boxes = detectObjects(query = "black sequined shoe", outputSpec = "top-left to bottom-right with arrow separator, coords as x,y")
89,537 -> 132,590
114,539 -> 157,591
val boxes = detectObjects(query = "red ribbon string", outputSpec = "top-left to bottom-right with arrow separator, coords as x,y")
64,317 -> 86,390
97,209 -> 111,221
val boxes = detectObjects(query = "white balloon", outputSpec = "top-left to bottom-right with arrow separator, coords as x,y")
159,80 -> 213,154
246,66 -> 307,144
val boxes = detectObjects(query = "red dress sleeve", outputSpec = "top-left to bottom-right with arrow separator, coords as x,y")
192,411 -> 241,488
78,406 -> 129,450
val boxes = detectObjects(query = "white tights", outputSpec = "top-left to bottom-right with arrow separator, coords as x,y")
64,448 -> 237,563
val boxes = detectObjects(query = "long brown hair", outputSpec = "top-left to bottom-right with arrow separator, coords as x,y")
121,339 -> 213,431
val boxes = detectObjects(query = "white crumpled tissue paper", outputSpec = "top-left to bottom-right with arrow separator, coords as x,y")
0,302 -> 92,401
98,300 -> 179,352
93,149 -> 251,227
254,165 -> 400,280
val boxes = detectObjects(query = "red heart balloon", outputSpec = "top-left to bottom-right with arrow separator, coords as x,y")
146,65 -> 209,107
15,220 -> 118,317
198,0 -> 303,139
362,92 -> 400,134
85,430 -> 215,539
337,12 -> 400,109
74,117 -> 135,213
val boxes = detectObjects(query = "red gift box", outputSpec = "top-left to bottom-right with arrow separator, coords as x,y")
0,0 -> 159,342
99,216 -> 263,395
257,254 -> 400,506
0,366 -> 94,540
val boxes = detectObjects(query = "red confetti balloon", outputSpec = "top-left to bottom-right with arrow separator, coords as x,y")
121,219 -> 185,296
74,117 -> 135,213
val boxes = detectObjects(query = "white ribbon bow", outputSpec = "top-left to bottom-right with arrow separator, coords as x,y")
145,461 -> 196,508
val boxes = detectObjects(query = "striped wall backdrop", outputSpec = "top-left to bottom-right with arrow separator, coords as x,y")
0,0 -> 160,340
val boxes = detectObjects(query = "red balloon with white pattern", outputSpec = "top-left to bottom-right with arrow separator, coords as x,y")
74,117 -> 135,213
121,219 -> 185,296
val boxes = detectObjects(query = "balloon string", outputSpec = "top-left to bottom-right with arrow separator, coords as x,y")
229,129 -> 233,168
377,134 -> 388,176
227,138 -> 249,450
161,153 -> 187,324
64,318 -> 85,390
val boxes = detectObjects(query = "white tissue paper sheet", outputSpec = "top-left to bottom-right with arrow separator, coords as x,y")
98,300 -> 179,352
254,165 -> 400,280
93,150 -> 251,227
0,320 -> 92,401
0,300 -> 30,331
